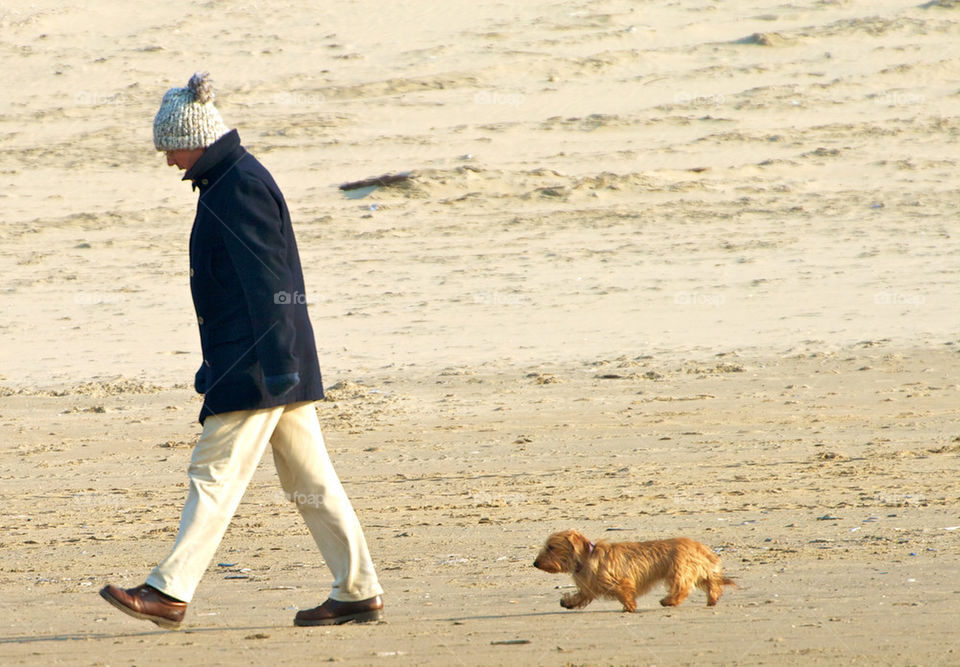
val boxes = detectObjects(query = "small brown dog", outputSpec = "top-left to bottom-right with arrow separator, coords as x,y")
534,530 -> 734,612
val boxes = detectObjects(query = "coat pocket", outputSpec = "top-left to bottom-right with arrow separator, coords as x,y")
207,336 -> 256,374
205,337 -> 262,398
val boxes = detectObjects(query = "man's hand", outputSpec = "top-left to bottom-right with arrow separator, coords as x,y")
265,372 -> 300,397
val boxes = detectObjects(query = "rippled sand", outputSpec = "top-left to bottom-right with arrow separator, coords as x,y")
1,1 -> 958,664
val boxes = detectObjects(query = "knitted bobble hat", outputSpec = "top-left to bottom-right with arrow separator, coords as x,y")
153,72 -> 231,151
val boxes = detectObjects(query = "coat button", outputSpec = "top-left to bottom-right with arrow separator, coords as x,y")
197,316 -> 204,325
201,179 -> 209,185
190,268 -> 195,277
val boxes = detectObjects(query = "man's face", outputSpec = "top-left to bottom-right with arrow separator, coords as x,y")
165,148 -> 205,171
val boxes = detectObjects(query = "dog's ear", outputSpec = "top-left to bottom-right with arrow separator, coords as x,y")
565,530 -> 594,570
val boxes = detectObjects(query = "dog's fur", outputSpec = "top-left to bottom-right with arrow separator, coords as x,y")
533,530 -> 734,612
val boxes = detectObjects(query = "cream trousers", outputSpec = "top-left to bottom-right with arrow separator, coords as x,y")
146,401 -> 382,604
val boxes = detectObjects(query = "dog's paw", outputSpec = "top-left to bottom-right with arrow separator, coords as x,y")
560,593 -> 588,609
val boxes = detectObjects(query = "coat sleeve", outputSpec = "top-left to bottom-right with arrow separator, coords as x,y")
217,174 -> 298,377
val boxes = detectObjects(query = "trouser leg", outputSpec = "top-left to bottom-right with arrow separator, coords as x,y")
146,406 -> 283,602
270,401 -> 383,601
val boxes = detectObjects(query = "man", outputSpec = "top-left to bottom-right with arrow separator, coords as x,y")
99,72 -> 383,629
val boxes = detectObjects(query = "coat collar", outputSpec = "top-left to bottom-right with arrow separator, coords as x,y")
183,129 -> 244,192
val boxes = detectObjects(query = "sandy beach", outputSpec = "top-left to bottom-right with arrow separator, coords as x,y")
1,0 -> 959,664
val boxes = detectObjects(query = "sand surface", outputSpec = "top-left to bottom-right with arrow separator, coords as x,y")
1,0 -> 959,664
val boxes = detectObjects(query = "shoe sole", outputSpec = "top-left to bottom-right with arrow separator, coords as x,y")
99,588 -> 182,630
294,609 -> 383,626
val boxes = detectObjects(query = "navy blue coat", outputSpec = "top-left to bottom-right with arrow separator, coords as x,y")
184,129 -> 324,423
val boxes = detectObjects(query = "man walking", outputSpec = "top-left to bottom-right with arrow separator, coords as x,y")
100,72 -> 383,628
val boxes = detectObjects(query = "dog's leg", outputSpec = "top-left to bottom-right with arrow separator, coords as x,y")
705,574 -> 734,605
705,575 -> 723,606
660,590 -> 691,606
560,590 -> 592,609
614,580 -> 637,613
660,578 -> 693,607
661,561 -> 698,607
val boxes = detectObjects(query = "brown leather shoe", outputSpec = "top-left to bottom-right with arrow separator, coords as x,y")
294,595 -> 383,626
99,583 -> 187,630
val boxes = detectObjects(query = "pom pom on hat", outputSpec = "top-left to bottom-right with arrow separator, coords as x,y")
153,72 -> 230,151
187,72 -> 215,105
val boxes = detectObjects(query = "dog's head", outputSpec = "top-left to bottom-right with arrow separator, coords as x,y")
533,530 -> 594,574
